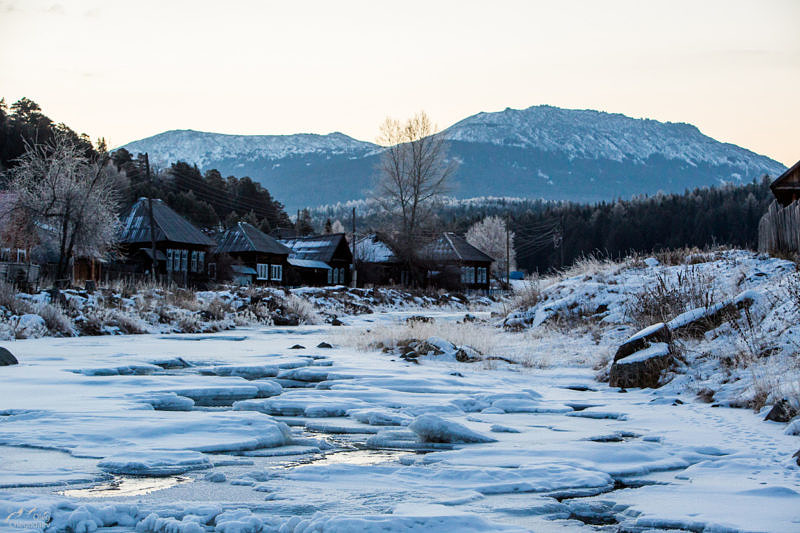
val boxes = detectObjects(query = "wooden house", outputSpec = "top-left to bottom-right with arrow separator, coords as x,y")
770,160 -> 800,207
759,160 -> 800,254
421,232 -> 493,291
280,233 -> 352,286
213,222 -> 291,285
354,233 -> 403,286
117,198 -> 215,285
0,193 -> 39,286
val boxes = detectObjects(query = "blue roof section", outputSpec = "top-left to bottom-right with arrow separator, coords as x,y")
280,233 -> 349,263
287,258 -> 332,270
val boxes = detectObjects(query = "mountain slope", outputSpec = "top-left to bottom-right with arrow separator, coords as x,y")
118,106 -> 786,210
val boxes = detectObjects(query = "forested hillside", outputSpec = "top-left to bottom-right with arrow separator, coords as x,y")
0,97 -> 290,232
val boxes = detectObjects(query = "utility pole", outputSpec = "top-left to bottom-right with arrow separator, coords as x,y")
351,206 -> 357,288
505,213 -> 510,290
145,153 -> 157,283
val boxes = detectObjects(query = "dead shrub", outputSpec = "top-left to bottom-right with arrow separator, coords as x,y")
625,266 -> 718,329
511,274 -> 541,310
34,302 -> 74,337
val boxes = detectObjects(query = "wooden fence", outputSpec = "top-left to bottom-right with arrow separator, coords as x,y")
758,200 -> 800,254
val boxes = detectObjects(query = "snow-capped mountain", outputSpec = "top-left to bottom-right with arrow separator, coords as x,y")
118,106 -> 785,210
121,129 -> 377,169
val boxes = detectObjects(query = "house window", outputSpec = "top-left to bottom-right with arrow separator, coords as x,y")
180,250 -> 188,272
461,266 -> 475,285
197,251 -> 205,272
327,268 -> 333,284
167,249 -> 174,272
477,267 -> 487,284
208,262 -> 217,279
257,263 -> 269,280
191,251 -> 198,273
270,264 -> 282,281
339,268 -> 346,284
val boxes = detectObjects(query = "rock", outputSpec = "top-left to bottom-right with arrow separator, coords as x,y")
794,449 -> 800,467
0,347 -> 18,366
609,343 -> 674,389
406,315 -> 433,325
289,344 -> 306,350
765,399 -> 798,423
455,346 -> 482,363
273,314 -> 300,326
614,323 -> 672,362
413,340 -> 445,356
317,342 -> 333,349
14,314 -> 47,339
461,314 -> 478,323
330,318 -> 344,326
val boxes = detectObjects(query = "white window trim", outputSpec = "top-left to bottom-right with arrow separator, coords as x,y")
270,264 -> 282,281
257,263 -> 269,280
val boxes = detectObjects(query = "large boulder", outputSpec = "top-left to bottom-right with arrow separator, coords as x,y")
0,347 -> 18,366
609,343 -> 674,389
614,323 -> 672,362
764,399 -> 798,423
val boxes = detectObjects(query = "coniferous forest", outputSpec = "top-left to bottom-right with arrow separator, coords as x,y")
1,97 -> 291,233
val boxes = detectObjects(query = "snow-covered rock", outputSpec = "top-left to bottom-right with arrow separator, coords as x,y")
408,414 -> 496,444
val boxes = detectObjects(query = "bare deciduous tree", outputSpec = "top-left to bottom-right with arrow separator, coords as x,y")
466,216 -> 516,280
7,134 -> 121,281
375,111 -> 456,273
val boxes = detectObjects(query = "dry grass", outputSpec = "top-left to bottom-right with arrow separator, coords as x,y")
510,274 -> 541,311
284,294 -> 322,325
625,266 -> 720,329
34,302 -> 74,336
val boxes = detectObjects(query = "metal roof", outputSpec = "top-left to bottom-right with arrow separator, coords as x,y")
280,233 -> 349,263
287,257 -> 331,270
119,198 -> 215,247
215,222 -> 292,255
422,232 -> 494,263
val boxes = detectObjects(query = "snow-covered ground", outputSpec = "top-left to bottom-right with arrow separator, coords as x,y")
0,309 -> 798,531
1,250 -> 799,532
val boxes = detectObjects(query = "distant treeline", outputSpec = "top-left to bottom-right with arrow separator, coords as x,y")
0,97 -> 291,233
446,179 -> 774,274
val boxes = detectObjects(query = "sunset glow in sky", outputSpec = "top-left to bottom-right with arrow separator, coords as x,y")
1,0 -> 798,165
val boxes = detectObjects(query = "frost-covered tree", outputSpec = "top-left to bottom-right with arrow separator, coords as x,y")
331,219 -> 345,234
466,216 -> 516,280
7,134 -> 120,281
374,111 -> 456,268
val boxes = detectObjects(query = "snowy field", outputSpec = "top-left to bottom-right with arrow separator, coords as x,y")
1,304 -> 799,532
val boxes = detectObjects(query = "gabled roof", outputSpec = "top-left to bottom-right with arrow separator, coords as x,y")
355,234 -> 399,263
280,233 -> 350,263
215,222 -> 291,255
771,159 -> 800,191
770,160 -> 800,206
422,232 -> 494,263
119,198 -> 215,247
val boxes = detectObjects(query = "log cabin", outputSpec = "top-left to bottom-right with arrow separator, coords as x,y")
280,233 -> 352,286
213,222 -> 291,285
758,160 -> 800,254
117,198 -> 215,286
421,232 -> 494,291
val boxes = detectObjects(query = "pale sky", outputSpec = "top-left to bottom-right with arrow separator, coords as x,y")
1,0 -> 798,165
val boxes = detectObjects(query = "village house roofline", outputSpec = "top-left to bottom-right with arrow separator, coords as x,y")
215,222 -> 292,255
770,159 -> 800,192
119,198 -> 215,247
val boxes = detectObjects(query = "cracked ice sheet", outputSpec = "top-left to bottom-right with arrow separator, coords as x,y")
0,314 -> 799,532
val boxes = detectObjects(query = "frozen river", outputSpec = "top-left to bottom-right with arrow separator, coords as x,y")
0,312 -> 798,532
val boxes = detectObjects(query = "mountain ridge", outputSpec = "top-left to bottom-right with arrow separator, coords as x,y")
118,105 -> 786,210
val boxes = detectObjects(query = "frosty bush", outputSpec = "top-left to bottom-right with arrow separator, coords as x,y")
0,281 -> 33,316
284,294 -> 321,325
511,274 -> 541,310
34,302 -> 74,337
